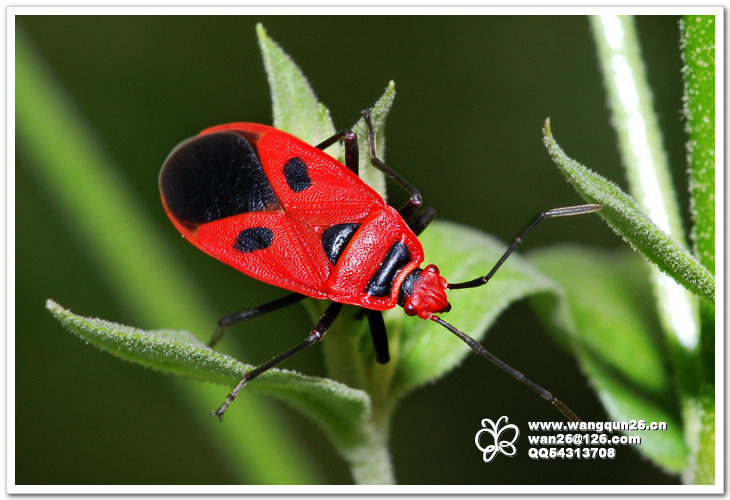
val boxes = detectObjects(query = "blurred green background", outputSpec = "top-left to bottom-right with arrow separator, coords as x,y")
16,15 -> 687,485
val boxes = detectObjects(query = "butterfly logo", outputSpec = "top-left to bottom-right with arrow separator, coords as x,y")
475,416 -> 520,462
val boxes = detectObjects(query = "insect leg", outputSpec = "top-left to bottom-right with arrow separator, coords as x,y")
366,310 -> 390,364
449,204 -> 602,290
406,206 -> 437,236
315,129 -> 359,175
212,301 -> 344,421
432,316 -> 580,422
362,109 -> 423,221
210,293 -> 307,348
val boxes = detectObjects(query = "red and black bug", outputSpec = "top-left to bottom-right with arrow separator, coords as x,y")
159,110 -> 600,422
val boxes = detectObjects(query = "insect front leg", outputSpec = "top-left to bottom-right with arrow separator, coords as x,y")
449,204 -> 602,290
362,109 -> 423,221
432,316 -> 581,422
211,301 -> 344,421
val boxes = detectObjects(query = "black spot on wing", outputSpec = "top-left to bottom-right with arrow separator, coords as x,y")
283,157 -> 312,192
366,241 -> 412,297
234,227 -> 274,253
159,131 -> 282,225
322,223 -> 360,265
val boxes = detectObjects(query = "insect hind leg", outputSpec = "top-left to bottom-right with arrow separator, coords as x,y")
210,292 -> 307,348
212,301 -> 344,421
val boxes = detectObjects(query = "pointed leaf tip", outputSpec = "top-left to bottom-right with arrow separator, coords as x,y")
46,299 -> 373,451
542,124 -> 715,304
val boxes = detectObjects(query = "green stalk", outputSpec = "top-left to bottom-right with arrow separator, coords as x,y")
341,423 -> 395,485
590,15 -> 705,483
681,14 -> 716,486
590,15 -> 700,351
16,28 -> 319,484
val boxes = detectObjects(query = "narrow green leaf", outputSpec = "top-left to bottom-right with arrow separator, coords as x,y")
257,23 -> 389,200
543,120 -> 715,305
529,247 -> 687,473
257,23 -> 333,144
589,16 -> 686,245
351,81 -> 396,200
47,299 -> 371,450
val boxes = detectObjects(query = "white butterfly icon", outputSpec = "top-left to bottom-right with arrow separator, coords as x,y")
475,416 -> 520,462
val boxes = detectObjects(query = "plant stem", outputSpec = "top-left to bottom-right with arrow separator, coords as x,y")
590,14 -> 700,351
590,14 -> 705,483
681,14 -> 716,486
342,422 -> 395,485
318,311 -> 397,484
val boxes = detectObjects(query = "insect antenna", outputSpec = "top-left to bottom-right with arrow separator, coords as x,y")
448,204 -> 601,290
431,316 -> 581,422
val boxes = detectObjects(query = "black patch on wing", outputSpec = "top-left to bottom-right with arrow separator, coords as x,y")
160,131 -> 281,225
234,227 -> 274,253
283,157 -> 312,193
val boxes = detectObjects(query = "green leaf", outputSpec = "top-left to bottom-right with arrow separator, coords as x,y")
46,299 -> 371,450
351,81 -> 396,200
543,120 -> 715,305
257,23 -> 389,201
529,247 -> 688,473
257,23 -> 334,144
589,16 -> 687,247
